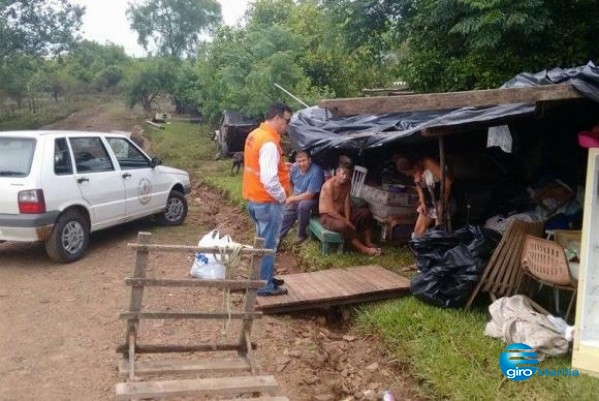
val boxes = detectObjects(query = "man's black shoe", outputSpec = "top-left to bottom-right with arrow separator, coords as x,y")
272,277 -> 285,287
257,287 -> 288,296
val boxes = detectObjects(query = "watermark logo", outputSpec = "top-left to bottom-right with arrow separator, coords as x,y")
499,343 -> 538,381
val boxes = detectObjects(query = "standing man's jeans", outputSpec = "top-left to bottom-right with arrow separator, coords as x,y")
248,201 -> 284,294
279,199 -> 317,241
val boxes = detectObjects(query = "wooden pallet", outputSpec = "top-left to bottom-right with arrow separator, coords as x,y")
256,265 -> 411,313
115,232 -> 289,400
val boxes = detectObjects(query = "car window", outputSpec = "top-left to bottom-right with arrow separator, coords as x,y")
69,137 -> 114,173
0,137 -> 35,177
105,137 -> 149,169
54,138 -> 73,175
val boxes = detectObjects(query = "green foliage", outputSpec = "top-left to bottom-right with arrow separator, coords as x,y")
247,0 -> 296,27
0,41 -> 132,127
172,61 -> 202,114
397,0 -> 599,91
356,298 -> 599,400
94,65 -> 124,92
0,0 -> 84,60
2,0 -> 599,133
193,0 -> 379,122
193,20 -> 318,122
63,40 -> 129,85
127,0 -> 222,57
121,58 -> 179,113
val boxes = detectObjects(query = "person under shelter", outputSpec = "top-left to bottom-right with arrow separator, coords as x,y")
279,150 -> 325,245
394,154 -> 452,238
318,159 -> 381,256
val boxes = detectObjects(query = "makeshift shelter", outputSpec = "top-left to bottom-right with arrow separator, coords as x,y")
288,62 -> 599,227
289,62 -> 599,158
287,62 -> 599,377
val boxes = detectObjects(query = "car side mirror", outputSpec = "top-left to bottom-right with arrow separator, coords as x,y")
150,157 -> 162,168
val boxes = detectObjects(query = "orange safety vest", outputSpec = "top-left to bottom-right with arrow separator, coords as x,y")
242,122 -> 291,203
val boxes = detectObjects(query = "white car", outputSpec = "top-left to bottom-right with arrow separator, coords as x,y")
0,130 -> 191,262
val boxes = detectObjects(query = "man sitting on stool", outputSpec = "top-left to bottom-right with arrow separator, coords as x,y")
279,150 -> 324,245
318,158 -> 381,256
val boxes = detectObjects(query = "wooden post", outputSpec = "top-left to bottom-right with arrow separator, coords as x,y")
124,232 -> 151,354
239,237 -> 265,375
438,136 -> 447,231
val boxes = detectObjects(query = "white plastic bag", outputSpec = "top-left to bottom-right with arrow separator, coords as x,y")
190,230 -> 231,279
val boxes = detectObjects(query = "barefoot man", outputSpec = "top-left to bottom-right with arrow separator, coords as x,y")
318,159 -> 381,256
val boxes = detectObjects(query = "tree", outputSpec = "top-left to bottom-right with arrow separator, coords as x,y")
395,0 -> 599,92
0,56 -> 37,109
121,58 -> 179,113
127,0 -> 222,58
0,0 -> 84,60
62,40 -> 129,84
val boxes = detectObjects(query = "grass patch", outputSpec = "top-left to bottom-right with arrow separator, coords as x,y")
287,239 -> 414,272
0,96 -> 108,130
144,120 -> 214,171
146,120 -> 244,209
356,297 -> 599,400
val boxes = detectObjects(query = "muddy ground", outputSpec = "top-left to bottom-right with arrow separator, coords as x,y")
0,102 -> 424,401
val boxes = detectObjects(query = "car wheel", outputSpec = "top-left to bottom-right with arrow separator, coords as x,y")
45,210 -> 89,263
157,191 -> 188,226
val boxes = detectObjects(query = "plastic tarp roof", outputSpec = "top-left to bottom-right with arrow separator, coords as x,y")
288,61 -> 599,159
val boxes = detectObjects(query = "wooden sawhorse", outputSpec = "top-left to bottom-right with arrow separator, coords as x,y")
115,232 -> 289,400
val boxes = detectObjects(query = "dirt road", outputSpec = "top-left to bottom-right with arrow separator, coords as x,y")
0,103 -> 422,401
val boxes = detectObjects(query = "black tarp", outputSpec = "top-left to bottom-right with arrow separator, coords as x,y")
288,62 -> 599,160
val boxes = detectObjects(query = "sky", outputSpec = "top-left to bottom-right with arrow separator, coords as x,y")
71,0 -> 249,57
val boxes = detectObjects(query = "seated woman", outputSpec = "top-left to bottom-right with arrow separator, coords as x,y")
318,159 -> 381,256
393,154 -> 452,237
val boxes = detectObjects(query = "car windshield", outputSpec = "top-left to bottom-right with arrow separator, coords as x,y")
0,137 -> 35,177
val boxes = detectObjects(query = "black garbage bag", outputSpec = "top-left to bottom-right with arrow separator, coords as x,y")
409,225 -> 501,308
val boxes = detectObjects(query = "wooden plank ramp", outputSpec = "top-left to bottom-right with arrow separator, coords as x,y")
255,265 -> 410,313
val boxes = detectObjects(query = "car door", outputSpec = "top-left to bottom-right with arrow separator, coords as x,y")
69,136 -> 126,227
104,136 -> 161,218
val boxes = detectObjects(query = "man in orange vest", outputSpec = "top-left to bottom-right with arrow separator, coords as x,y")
243,102 -> 293,296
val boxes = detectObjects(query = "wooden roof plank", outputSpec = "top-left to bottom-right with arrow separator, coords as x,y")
318,84 -> 583,116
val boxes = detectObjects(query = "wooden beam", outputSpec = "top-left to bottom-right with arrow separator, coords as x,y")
319,83 -> 583,116
118,357 -> 251,377
125,277 -> 267,290
120,311 -> 262,320
127,242 -> 274,257
116,342 -> 257,354
145,120 -> 165,130
115,375 -> 279,400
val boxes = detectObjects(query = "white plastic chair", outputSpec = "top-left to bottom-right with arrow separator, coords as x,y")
351,165 -> 368,198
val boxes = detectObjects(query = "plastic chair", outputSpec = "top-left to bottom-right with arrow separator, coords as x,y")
520,235 -> 578,320
351,165 -> 367,198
